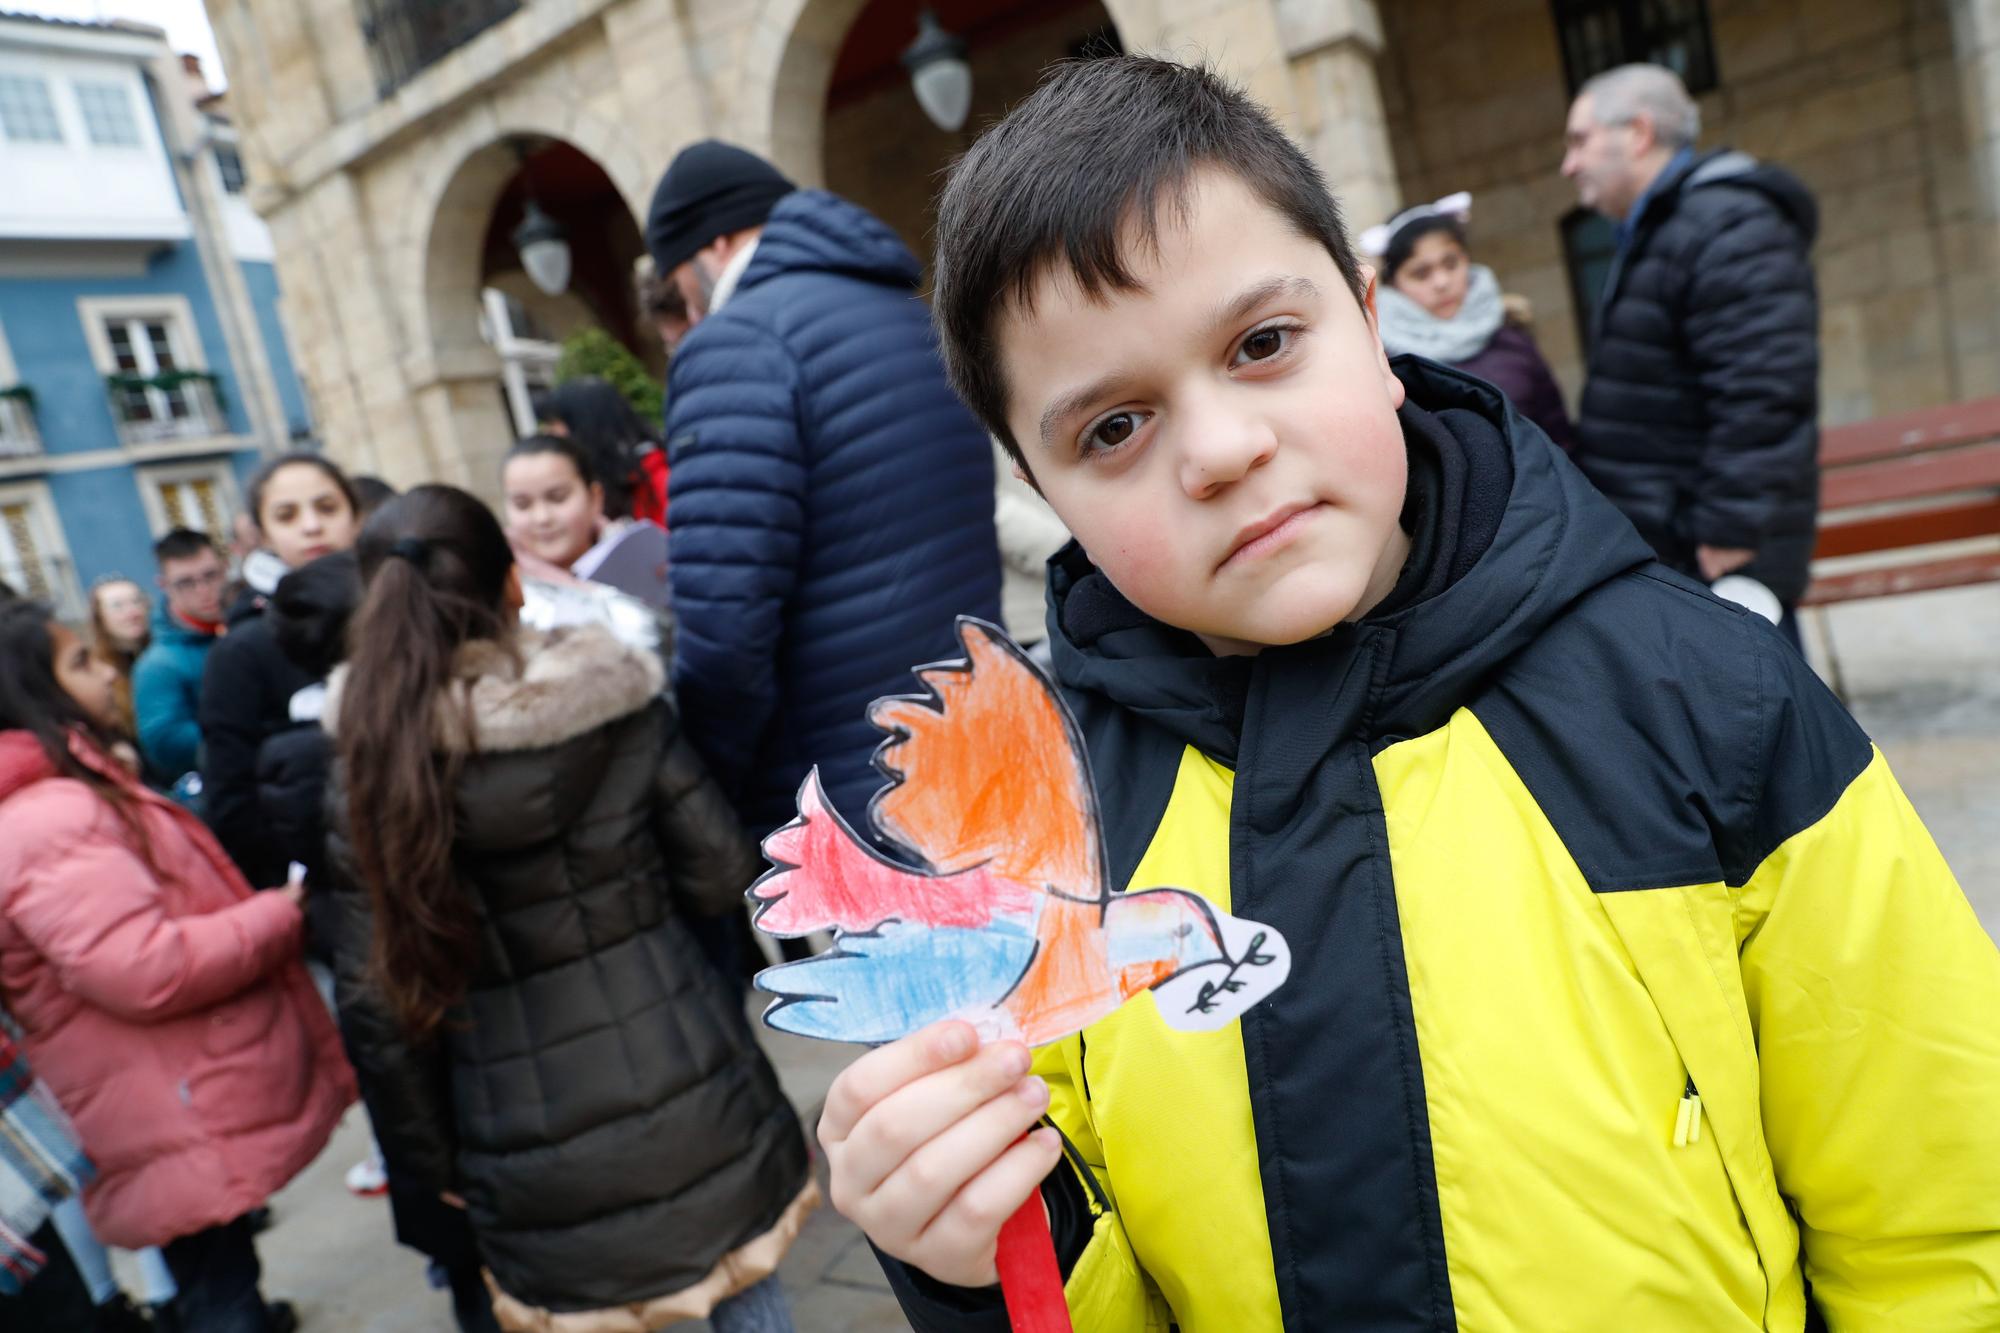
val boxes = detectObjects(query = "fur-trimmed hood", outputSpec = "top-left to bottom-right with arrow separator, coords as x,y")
323,622 -> 662,754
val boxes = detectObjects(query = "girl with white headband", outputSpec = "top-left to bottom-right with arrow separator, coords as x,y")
1364,193 -> 1574,451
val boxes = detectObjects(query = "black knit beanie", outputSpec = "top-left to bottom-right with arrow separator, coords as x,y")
645,140 -> 796,274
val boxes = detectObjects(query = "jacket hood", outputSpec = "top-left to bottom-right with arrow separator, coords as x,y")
0,730 -> 56,804
323,621 -> 661,754
736,190 -> 921,296
270,552 -> 361,677
1660,148 -> 1819,246
1047,358 -> 1657,760
0,727 -> 140,805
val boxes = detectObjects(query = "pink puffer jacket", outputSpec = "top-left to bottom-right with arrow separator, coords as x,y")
0,730 -> 355,1248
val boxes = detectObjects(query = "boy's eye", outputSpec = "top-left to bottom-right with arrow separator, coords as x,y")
1084,412 -> 1137,452
1234,325 -> 1295,366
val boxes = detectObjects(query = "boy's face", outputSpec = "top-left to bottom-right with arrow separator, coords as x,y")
996,169 -> 1411,656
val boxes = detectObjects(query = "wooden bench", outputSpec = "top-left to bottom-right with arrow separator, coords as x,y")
1804,395 -> 2000,605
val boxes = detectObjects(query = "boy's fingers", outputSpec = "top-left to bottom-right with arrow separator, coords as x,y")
835,1043 -> 1036,1202
916,1127 -> 1064,1279
869,1075 -> 1053,1234
820,1021 -> 980,1145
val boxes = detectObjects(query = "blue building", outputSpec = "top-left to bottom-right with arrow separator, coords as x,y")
0,11 -> 311,618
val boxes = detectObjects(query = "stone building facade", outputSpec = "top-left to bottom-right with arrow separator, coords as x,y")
205,0 -> 2000,492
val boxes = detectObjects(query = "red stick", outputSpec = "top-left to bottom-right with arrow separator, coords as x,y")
996,1192 -> 1073,1332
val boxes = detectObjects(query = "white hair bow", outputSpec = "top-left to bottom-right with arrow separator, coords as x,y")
1358,191 -> 1473,258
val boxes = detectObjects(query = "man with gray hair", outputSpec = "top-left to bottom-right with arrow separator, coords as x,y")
1563,63 -> 1821,637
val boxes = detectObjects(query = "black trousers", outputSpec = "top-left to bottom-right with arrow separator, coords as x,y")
163,1214 -> 270,1333
1,1221 -> 97,1330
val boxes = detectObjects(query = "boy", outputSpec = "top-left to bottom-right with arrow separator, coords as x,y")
131,526 -> 228,787
821,57 -> 2000,1330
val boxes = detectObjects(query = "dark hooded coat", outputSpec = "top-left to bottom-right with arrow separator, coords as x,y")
663,189 -> 1001,837
1574,149 -> 1822,604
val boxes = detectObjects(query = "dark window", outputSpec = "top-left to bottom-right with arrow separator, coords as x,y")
1550,0 -> 1717,97
215,142 -> 247,193
1560,206 -> 1618,353
356,0 -> 522,98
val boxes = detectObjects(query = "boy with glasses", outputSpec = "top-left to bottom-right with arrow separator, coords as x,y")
131,528 -> 227,791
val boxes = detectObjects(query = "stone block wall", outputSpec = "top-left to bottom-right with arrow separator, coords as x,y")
1380,0 -> 2000,424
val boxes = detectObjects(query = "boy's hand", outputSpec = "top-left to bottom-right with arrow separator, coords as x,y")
820,1019 -> 1062,1289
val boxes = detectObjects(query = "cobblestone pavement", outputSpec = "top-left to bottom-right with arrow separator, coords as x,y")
121,586 -> 1996,1331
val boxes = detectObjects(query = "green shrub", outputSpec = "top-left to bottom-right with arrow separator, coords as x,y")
554,328 -> 664,425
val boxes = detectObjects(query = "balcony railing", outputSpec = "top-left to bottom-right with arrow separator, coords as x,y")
0,388 -> 38,458
357,0 -> 522,98
0,550 -> 80,620
107,372 -> 226,447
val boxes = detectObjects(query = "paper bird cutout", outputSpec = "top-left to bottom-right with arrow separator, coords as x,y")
750,618 -> 1291,1046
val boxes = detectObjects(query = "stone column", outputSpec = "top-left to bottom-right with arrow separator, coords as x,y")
1946,0 -> 2000,399
1952,0 -> 2000,224
1276,0 -> 1399,238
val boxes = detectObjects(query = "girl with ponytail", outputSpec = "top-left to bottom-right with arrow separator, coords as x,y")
325,485 -> 814,1333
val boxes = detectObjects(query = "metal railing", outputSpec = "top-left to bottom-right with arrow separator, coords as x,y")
357,0 -> 522,98
0,394 -> 38,458
109,378 -> 225,447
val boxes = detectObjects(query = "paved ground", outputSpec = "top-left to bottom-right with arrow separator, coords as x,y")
116,584 -> 1997,1331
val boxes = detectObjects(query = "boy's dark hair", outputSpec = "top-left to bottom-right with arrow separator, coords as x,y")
932,56 -> 1368,471
153,526 -> 219,565
1381,214 -> 1468,284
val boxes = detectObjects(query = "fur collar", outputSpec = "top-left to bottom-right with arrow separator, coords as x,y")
323,623 -> 663,753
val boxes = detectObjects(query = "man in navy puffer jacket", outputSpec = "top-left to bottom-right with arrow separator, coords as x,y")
648,141 -> 1001,838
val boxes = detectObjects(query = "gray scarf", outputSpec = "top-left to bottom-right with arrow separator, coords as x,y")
1375,264 -> 1504,364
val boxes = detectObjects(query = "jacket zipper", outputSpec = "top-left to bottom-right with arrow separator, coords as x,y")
1672,1074 -> 1703,1147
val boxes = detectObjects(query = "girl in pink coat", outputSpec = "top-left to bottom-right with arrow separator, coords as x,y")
0,597 -> 355,1333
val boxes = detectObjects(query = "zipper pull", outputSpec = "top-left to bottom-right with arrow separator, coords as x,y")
1673,1074 -> 1703,1148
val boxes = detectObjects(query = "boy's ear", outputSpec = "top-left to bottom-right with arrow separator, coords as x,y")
1359,266 -> 1407,411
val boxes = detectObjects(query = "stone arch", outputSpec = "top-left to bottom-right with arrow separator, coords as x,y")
410,94 -> 652,372
738,0 -> 1178,187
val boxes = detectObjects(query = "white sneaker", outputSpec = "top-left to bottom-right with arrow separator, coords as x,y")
345,1157 -> 389,1196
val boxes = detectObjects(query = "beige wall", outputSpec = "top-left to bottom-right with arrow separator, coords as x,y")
1380,0 -> 2000,425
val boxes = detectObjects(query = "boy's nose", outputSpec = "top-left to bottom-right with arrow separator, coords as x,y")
1176,400 -> 1277,499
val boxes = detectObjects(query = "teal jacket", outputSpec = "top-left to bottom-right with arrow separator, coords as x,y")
131,604 -> 217,783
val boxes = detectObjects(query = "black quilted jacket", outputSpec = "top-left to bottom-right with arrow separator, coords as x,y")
322,624 -> 808,1314
1574,149 -> 1821,604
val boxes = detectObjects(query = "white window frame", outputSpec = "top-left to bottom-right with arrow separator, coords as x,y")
137,459 -> 241,539
0,72 -> 63,144
0,316 -> 36,459
0,480 -> 82,619
71,78 -> 142,148
76,295 -> 224,444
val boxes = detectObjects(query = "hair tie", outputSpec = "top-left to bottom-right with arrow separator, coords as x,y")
388,537 -> 430,566
1359,191 -> 1474,259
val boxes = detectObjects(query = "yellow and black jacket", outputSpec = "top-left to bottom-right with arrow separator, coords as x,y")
882,360 -> 2000,1331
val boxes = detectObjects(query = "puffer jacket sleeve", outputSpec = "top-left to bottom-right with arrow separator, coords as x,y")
1,789 -> 301,1021
132,650 -> 200,780
652,701 -> 763,918
198,628 -> 275,885
664,320 -> 808,804
322,804 -> 457,1195
1681,199 -> 1819,553
1734,654 -> 2000,1327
